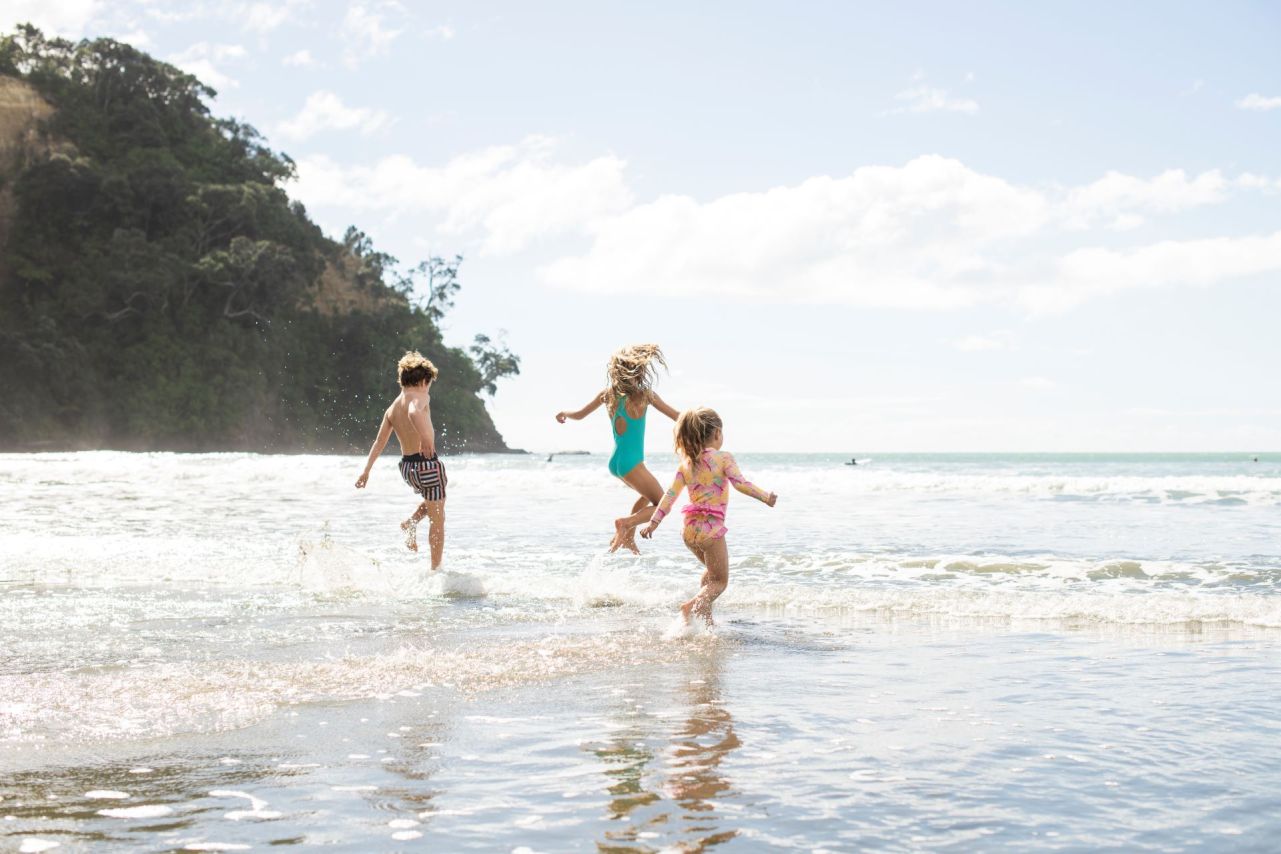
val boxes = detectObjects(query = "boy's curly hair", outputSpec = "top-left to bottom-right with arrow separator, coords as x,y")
398,351 -> 438,387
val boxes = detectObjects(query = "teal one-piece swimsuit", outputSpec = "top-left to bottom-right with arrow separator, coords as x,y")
608,394 -> 646,478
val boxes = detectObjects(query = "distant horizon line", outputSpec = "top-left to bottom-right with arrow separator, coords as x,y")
2,448 -> 1272,458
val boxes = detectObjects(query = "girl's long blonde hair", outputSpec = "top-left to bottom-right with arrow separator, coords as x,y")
673,407 -> 722,473
603,344 -> 667,413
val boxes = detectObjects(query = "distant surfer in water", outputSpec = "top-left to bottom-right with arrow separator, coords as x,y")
555,344 -> 679,554
640,407 -> 777,626
355,351 -> 447,570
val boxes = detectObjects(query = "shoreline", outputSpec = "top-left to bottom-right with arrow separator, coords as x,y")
0,442 -> 530,456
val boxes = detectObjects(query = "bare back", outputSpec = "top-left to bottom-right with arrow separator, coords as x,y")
385,388 -> 435,456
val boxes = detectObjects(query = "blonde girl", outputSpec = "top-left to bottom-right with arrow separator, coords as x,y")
639,407 -> 777,625
555,344 -> 679,553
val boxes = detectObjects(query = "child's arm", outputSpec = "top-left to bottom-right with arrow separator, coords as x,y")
640,469 -> 687,538
649,391 -> 680,421
723,453 -> 777,507
355,411 -> 394,488
556,389 -> 607,423
409,397 -> 436,457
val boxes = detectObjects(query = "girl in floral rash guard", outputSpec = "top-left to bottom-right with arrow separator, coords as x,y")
638,407 -> 777,626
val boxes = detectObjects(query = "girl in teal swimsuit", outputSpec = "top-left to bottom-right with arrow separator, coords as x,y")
555,344 -> 680,553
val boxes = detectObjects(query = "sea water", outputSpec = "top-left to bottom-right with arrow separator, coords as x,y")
2,451 -> 1279,850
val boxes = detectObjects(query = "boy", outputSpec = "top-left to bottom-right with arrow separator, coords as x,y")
355,351 -> 447,569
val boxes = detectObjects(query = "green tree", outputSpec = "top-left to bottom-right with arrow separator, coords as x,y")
0,25 -> 517,453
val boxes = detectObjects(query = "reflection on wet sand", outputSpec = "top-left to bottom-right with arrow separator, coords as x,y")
0,752 -> 291,850
0,709 -> 452,851
592,646 -> 741,852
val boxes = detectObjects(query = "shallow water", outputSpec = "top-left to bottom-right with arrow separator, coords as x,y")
2,451 -> 1280,850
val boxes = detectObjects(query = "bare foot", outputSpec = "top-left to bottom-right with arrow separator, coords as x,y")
401,519 -> 419,552
621,527 -> 641,555
679,600 -> 694,623
609,518 -> 640,554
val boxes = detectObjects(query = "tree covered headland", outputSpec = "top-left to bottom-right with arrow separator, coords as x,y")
0,25 -> 520,452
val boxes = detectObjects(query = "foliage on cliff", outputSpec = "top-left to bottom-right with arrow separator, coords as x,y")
0,25 -> 519,452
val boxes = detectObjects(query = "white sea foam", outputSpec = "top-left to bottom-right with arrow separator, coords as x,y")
0,629 -> 698,744
421,570 -> 486,598
571,555 -> 684,609
209,790 -> 268,813
663,615 -> 709,640
4,451 -> 1279,749
97,804 -> 173,818
19,840 -> 60,853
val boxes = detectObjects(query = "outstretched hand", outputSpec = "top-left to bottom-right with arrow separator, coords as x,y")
555,411 -> 569,423
640,521 -> 659,539
767,492 -> 778,507
355,472 -> 369,489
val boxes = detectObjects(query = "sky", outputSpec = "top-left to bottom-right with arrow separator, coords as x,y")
7,1 -> 1281,452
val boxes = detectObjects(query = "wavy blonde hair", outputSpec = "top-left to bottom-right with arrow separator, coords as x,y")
603,344 -> 667,413
673,407 -> 722,473
397,351 -> 438,387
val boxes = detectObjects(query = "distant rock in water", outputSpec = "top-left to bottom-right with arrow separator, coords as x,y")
0,25 -> 518,453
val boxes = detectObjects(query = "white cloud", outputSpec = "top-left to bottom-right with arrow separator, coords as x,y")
291,137 -> 633,255
537,155 -> 1281,313
108,28 -> 151,48
342,1 -> 403,68
143,4 -> 210,24
1019,377 -> 1056,391
276,91 -> 391,141
543,155 -> 1046,309
951,334 -> 1013,352
239,1 -> 306,33
292,138 -> 1281,315
888,82 -> 978,115
1020,230 -> 1281,313
1234,173 -> 1281,191
282,48 -> 314,67
6,0 -> 98,37
167,42 -> 247,91
426,24 -> 455,40
1061,169 -> 1228,230
1236,93 -> 1281,111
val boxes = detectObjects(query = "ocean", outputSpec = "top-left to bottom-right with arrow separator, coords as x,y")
2,450 -> 1279,851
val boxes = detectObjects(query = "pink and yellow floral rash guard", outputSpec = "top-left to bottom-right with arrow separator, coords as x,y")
651,449 -> 772,545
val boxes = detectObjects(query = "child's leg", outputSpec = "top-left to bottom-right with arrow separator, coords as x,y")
423,500 -> 445,570
679,538 -> 710,622
687,537 -> 730,626
401,500 -> 432,552
613,498 -> 658,553
611,464 -> 663,553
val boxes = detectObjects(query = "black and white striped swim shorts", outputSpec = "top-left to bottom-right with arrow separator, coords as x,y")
398,453 -> 447,501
